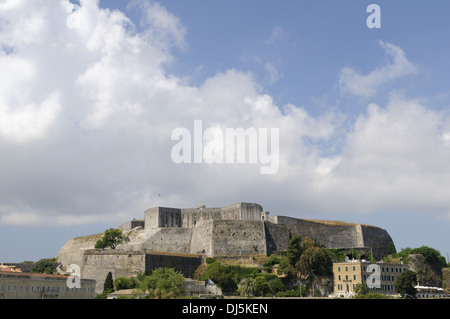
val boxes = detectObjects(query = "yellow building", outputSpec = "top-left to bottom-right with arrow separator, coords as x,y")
0,271 -> 96,299
333,260 -> 408,298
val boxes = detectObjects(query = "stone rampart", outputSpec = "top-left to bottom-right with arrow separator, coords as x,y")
57,202 -> 396,286
118,220 -> 145,232
82,250 -> 202,294
210,220 -> 267,256
57,234 -> 102,270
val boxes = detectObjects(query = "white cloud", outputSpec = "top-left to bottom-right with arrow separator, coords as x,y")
339,41 -> 418,97
264,62 -> 280,84
264,25 -> 283,44
0,0 -> 449,230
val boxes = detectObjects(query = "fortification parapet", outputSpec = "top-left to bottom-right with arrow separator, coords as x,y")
56,201 -> 396,292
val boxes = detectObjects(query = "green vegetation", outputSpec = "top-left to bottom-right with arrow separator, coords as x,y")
31,258 -> 57,274
389,246 -> 447,268
395,270 -> 417,298
104,271 -> 114,292
95,228 -> 130,249
191,236 -> 334,297
133,268 -> 186,299
385,245 -> 447,288
282,236 -> 333,278
97,268 -> 187,299
354,292 -> 388,299
114,276 -> 137,291
95,271 -> 115,299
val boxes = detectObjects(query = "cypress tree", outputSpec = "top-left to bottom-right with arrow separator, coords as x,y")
103,271 -> 114,292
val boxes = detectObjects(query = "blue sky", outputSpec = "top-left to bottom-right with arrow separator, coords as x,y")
0,0 -> 449,263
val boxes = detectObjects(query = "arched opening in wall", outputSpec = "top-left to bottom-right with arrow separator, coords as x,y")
360,254 -> 369,261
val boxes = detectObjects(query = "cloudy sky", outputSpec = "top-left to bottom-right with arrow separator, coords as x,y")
1,0 -> 449,262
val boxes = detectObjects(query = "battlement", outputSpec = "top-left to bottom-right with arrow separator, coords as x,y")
143,202 -> 265,229
57,201 -> 396,292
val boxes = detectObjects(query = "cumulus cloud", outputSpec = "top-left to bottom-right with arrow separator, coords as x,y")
339,41 -> 418,97
0,0 -> 449,230
304,94 -> 450,213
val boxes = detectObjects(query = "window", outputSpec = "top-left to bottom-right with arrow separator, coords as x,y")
353,275 -> 356,280
338,275 -> 341,280
353,266 -> 356,271
345,266 -> 348,271
338,266 -> 341,271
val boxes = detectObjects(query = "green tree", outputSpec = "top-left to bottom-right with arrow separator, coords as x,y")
31,259 -> 57,274
296,241 -> 332,277
326,249 -> 346,263
237,277 -> 255,297
276,256 -> 293,277
355,293 -> 388,299
354,283 -> 371,296
410,246 -> 447,268
95,228 -> 130,249
104,271 -> 114,293
263,256 -> 281,273
395,270 -> 417,299
200,261 -> 237,292
287,235 -> 303,267
268,277 -> 284,296
114,276 -> 136,291
253,276 -> 269,296
136,268 -> 186,299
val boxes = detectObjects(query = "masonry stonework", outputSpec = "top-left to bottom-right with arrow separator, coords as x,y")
57,202 -> 395,294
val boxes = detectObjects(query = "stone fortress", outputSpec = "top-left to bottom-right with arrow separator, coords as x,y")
57,202 -> 395,293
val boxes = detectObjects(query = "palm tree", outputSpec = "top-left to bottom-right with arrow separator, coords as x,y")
238,278 -> 255,297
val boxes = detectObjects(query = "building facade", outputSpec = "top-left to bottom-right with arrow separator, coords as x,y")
0,271 -> 96,299
333,260 -> 408,297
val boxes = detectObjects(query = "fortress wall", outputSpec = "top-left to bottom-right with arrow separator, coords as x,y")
138,228 -> 192,253
145,253 -> 202,279
181,208 -> 222,228
57,234 -> 102,269
238,203 -> 263,220
190,220 -> 214,255
210,220 -> 267,256
82,250 -> 146,294
360,225 -> 395,259
144,207 -> 182,228
118,220 -> 145,232
273,216 -> 360,249
263,221 -> 290,254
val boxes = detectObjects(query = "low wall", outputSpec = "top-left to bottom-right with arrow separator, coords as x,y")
82,250 -> 203,294
145,252 -> 202,278
83,250 -> 146,293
